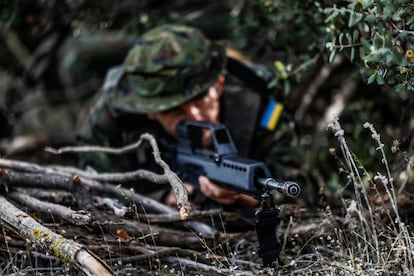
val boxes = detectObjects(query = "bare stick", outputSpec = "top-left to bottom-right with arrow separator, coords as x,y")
45,133 -> 191,219
8,191 -> 91,225
0,162 -> 216,238
22,188 -> 74,205
0,196 -> 113,276
83,178 -> 217,239
92,196 -> 132,217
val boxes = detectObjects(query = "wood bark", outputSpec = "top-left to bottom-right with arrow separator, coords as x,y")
0,162 -> 217,239
0,196 -> 113,275
8,190 -> 91,225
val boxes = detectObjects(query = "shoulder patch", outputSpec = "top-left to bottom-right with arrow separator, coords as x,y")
260,99 -> 284,131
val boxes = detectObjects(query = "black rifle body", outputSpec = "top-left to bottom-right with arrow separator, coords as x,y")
167,120 -> 300,267
169,120 -> 300,200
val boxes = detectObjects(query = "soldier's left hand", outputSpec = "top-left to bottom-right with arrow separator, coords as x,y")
198,176 -> 259,208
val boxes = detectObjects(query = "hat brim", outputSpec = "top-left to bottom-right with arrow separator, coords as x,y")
112,43 -> 226,114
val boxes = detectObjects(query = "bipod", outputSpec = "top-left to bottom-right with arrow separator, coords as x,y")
255,191 -> 281,267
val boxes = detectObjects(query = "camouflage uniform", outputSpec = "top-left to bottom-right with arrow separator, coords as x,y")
76,24 -> 300,197
57,31 -> 137,101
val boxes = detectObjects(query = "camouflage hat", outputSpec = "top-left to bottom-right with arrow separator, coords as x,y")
111,24 -> 226,114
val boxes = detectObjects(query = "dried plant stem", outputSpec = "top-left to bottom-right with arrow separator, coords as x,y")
328,118 -> 380,263
363,122 -> 414,271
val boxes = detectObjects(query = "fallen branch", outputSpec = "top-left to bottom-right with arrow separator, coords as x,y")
92,196 -> 132,217
0,159 -> 217,239
45,133 -> 191,219
0,196 -> 113,276
7,190 -> 91,225
23,188 -> 74,204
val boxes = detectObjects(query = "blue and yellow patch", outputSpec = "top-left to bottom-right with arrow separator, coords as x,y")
260,100 -> 284,131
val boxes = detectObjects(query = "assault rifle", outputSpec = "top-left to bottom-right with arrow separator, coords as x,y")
167,120 -> 301,266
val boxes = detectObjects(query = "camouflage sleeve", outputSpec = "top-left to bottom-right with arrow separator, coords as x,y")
76,91 -> 128,172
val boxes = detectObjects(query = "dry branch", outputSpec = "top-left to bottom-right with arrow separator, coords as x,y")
0,196 -> 113,275
23,188 -> 74,205
8,190 -> 91,225
92,196 -> 132,217
0,158 -> 217,239
45,133 -> 191,219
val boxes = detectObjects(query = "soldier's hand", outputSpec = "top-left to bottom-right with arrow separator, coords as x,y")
198,176 -> 259,208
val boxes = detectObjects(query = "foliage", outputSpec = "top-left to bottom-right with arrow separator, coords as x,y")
2,0 -> 414,93
323,0 -> 414,92
229,0 -> 414,93
246,0 -> 328,92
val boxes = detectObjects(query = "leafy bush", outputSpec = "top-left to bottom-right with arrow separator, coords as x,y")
323,0 -> 414,92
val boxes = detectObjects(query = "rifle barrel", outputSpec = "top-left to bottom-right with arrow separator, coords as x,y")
258,178 -> 301,198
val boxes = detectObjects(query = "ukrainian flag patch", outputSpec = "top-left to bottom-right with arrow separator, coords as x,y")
260,99 -> 284,131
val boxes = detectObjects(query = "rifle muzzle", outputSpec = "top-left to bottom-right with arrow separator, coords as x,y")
258,178 -> 301,198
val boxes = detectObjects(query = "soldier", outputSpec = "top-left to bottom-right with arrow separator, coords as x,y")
76,24 -> 300,209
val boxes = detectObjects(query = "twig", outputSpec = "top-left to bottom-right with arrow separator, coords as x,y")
49,164 -> 169,184
163,256 -> 251,275
83,178 -> 217,239
92,196 -> 132,217
7,191 -> 91,225
107,247 -> 181,264
0,160 -> 217,239
23,188 -> 74,205
0,134 -> 47,156
45,133 -> 191,219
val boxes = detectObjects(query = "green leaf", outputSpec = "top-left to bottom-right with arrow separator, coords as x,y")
367,73 -> 377,84
348,12 -> 355,28
283,80 -> 291,95
361,38 -> 371,51
364,53 -> 378,62
339,33 -> 344,49
407,17 -> 414,26
267,79 -> 278,89
326,42 -> 333,50
352,30 -> 359,43
394,83 -> 407,92
376,73 -> 385,85
346,33 -> 352,44
365,14 -> 377,23
361,0 -> 374,8
351,13 -> 363,27
325,11 -> 339,23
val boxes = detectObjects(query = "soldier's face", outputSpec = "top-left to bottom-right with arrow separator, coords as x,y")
147,79 -> 224,143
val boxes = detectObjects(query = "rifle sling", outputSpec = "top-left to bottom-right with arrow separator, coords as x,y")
226,57 -> 274,95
